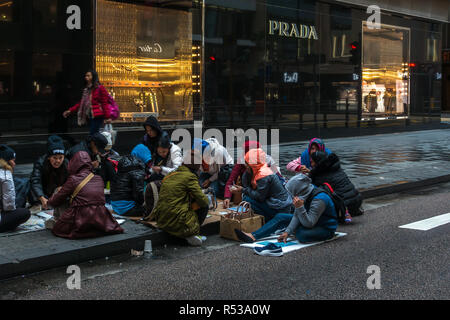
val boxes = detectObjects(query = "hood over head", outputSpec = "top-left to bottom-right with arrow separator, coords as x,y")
144,116 -> 163,136
68,151 -> 93,175
286,174 -> 315,200
245,148 -> 274,188
131,144 -> 152,165
308,138 -> 326,154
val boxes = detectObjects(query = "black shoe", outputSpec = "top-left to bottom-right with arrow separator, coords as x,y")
234,229 -> 255,243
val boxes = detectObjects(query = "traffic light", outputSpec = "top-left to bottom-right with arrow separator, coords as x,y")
350,41 -> 361,65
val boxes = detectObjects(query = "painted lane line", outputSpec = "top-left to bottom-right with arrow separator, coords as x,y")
399,213 -> 450,231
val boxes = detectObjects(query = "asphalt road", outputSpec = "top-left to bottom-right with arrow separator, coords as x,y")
1,183 -> 449,301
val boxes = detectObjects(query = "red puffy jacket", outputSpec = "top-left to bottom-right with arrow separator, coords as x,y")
70,85 -> 111,119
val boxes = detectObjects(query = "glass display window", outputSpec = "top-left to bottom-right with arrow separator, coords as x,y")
96,0 -> 194,124
362,22 -> 410,119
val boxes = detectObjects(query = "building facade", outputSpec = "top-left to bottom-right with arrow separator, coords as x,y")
0,0 -> 448,161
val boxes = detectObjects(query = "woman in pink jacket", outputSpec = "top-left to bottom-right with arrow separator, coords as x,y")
286,138 -> 332,175
63,70 -> 111,135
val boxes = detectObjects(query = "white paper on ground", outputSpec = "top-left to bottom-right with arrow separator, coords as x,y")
240,232 -> 347,254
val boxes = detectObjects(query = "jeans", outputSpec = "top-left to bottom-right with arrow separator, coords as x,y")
252,213 -> 292,240
0,209 -> 31,233
243,196 -> 287,222
251,213 -> 336,243
199,173 -> 220,197
89,117 -> 104,135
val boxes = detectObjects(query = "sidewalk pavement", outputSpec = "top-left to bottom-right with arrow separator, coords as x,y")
2,128 -> 450,281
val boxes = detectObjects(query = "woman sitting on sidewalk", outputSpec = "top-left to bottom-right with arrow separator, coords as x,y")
286,138 -> 332,175
235,174 -> 338,244
309,151 -> 363,217
151,150 -> 209,247
196,138 -> 234,199
48,151 -> 123,239
0,145 -> 31,233
147,135 -> 183,182
223,140 -> 282,209
30,135 -> 69,210
235,148 -> 292,222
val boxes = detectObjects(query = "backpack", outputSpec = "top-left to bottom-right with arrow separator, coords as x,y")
107,93 -> 120,120
305,184 -> 348,224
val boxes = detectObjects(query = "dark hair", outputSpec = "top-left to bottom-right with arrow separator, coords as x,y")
85,70 -> 100,88
311,151 -> 327,164
157,135 -> 171,150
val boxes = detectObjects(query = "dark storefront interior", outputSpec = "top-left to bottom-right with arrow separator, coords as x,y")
203,0 -> 444,137
0,0 -> 447,162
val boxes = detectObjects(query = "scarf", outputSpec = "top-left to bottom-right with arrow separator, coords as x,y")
78,87 -> 93,126
245,148 -> 273,189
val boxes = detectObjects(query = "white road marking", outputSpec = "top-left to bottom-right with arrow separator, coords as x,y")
399,213 -> 450,231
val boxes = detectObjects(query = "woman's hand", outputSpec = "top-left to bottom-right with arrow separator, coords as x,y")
153,166 -> 162,174
223,199 -> 230,209
40,196 -> 49,210
202,179 -> 211,189
278,232 -> 289,244
63,110 -> 71,118
105,118 -> 112,124
231,185 -> 243,194
300,165 -> 310,174
293,196 -> 304,209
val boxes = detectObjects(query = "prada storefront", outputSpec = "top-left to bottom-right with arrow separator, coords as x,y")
0,0 -> 447,160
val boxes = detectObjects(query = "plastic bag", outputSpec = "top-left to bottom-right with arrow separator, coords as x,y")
102,123 -> 117,146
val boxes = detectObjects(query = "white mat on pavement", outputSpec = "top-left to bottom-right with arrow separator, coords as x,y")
240,232 -> 347,254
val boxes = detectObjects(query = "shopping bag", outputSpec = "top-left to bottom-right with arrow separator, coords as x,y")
220,201 -> 265,241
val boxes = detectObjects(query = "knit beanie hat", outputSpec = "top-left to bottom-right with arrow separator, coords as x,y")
0,144 -> 16,161
47,135 -> 65,156
131,144 -> 152,165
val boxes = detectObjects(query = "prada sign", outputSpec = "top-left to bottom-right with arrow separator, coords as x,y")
269,20 -> 319,40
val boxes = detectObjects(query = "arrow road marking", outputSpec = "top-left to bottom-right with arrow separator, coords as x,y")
399,213 -> 450,231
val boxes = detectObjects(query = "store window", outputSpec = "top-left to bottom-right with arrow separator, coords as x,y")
33,0 -> 58,26
0,0 -> 13,22
362,22 -> 410,119
96,0 -> 194,124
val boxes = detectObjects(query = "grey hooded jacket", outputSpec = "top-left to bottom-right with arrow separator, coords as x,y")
285,174 -> 327,234
0,159 -> 16,218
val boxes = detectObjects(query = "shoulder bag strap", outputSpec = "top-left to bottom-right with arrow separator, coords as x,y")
70,173 -> 95,204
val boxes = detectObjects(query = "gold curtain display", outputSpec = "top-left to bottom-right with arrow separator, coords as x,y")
96,0 -> 194,122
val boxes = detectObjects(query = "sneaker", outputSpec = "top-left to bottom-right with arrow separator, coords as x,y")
345,212 -> 353,224
253,243 -> 283,257
186,235 -> 203,247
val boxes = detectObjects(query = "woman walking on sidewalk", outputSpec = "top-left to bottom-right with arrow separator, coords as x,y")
0,145 -> 31,233
62,70 -> 112,135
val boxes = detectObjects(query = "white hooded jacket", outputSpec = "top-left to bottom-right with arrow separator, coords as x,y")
200,138 -> 234,182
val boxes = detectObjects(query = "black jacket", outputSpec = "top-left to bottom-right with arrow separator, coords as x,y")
67,140 -> 116,184
110,155 -> 145,205
30,155 -> 69,202
141,116 -> 169,156
309,153 -> 362,214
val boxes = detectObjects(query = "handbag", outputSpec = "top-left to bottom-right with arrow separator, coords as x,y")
70,173 -> 95,205
220,201 -> 265,241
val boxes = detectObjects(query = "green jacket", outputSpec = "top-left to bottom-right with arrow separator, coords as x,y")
153,165 -> 209,238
